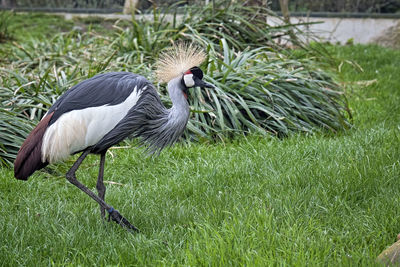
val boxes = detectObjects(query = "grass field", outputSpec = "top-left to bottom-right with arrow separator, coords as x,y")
1,14 -> 400,266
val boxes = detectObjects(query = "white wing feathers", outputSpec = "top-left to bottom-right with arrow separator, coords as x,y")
41,86 -> 142,163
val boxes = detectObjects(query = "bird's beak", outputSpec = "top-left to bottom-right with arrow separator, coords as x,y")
195,78 -> 214,88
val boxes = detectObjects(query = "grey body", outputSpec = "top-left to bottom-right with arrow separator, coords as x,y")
92,75 -> 189,154
14,72 -> 191,180
47,72 -> 190,155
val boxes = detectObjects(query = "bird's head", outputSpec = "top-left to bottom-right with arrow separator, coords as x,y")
182,66 -> 213,89
156,43 -> 214,98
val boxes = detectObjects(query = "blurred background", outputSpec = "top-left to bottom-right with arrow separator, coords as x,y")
0,0 -> 399,13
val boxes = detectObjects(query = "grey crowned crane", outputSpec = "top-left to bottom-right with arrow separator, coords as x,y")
13,43 -> 214,232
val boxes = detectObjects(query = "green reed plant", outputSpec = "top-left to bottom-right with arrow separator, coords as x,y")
110,1 -> 311,63
184,41 -> 350,140
0,4 -> 351,166
0,108 -> 34,166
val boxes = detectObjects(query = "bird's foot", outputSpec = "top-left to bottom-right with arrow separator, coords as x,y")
107,207 -> 139,233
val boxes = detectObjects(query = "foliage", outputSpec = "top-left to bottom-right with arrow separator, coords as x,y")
112,2 -> 308,59
0,4 -> 351,166
109,2 -> 351,139
175,2 -> 299,50
187,41 -> 350,139
0,11 -> 13,42
0,109 -> 34,166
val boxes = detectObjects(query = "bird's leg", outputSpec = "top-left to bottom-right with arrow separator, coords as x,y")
96,152 -> 106,219
66,150 -> 139,232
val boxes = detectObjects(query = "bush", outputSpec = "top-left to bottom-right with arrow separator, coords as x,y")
0,3 -> 351,166
186,41 -> 350,140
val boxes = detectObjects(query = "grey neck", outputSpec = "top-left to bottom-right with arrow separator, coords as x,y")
122,76 -> 191,154
141,76 -> 190,153
167,76 -> 190,125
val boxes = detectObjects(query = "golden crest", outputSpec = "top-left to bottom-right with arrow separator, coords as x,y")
156,42 -> 206,83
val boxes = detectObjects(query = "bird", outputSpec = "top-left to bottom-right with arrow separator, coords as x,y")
13,43 -> 214,232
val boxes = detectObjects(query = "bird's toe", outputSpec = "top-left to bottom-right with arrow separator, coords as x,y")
107,208 -> 139,232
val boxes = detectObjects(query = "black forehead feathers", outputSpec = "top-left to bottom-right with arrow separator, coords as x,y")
190,66 -> 203,80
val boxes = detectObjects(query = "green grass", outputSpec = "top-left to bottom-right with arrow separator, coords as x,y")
2,12 -> 132,41
7,13 -> 74,40
1,44 -> 399,265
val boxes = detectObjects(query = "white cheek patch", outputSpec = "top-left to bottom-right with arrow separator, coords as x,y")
183,74 -> 195,88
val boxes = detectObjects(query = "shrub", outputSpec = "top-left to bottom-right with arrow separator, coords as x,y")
185,41 -> 350,140
0,3 -> 351,166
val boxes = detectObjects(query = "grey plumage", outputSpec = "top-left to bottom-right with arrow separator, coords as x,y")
47,72 -> 149,126
92,76 -> 190,154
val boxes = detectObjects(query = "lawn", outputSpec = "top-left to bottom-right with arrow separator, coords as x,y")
1,13 -> 400,266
